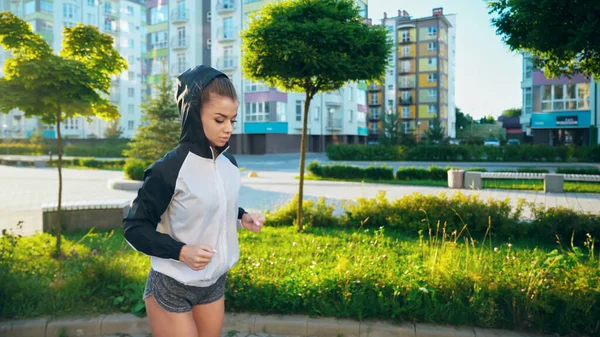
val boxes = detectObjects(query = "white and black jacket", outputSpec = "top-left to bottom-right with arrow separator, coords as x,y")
123,66 -> 246,287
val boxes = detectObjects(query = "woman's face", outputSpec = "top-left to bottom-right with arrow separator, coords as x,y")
201,93 -> 239,149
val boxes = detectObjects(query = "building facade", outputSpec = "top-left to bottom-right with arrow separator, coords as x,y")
0,0 -> 145,140
1,0 -> 372,153
210,0 -> 369,154
520,54 -> 599,146
367,7 -> 456,144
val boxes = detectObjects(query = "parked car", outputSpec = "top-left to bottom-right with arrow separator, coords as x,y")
484,138 -> 501,147
507,139 -> 520,146
448,139 -> 461,145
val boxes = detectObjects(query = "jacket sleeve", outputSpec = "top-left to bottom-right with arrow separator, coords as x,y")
123,166 -> 185,260
238,207 -> 247,220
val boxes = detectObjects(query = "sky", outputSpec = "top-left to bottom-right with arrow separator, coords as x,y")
368,0 -> 523,119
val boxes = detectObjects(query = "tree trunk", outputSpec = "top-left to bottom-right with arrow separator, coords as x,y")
297,91 -> 313,232
55,107 -> 63,257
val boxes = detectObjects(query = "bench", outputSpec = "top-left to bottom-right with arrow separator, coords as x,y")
0,157 -> 46,167
461,172 -> 600,193
42,200 -> 130,233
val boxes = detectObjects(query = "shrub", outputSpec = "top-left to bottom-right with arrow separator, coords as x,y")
556,167 -> 600,175
307,162 -> 394,181
265,194 -> 337,229
530,205 -> 600,245
396,166 -> 448,181
516,168 -> 550,174
326,144 -> 403,161
123,160 -> 149,181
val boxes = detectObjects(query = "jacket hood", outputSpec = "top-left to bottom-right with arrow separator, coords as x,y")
175,65 -> 229,159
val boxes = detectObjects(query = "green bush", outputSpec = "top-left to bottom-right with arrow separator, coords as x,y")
530,205 -> 600,245
396,166 -> 448,181
307,162 -> 394,181
123,160 -> 149,181
516,167 -> 550,174
266,194 -> 337,229
326,144 -> 600,163
556,167 -> 600,175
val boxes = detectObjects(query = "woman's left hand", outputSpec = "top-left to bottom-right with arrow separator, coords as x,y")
241,212 -> 265,233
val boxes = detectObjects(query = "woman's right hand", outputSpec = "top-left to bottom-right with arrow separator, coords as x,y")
178,245 -> 215,271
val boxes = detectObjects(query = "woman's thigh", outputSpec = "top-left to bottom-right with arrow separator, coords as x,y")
191,297 -> 225,337
145,295 -> 198,337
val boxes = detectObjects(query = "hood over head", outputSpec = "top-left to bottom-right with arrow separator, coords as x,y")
175,65 -> 230,159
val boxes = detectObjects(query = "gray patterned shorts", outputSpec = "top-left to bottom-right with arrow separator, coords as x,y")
143,269 -> 227,313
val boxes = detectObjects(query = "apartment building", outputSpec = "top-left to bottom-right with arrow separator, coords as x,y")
520,53 -> 599,146
367,7 -> 456,144
0,0 -> 145,140
210,0 -> 370,154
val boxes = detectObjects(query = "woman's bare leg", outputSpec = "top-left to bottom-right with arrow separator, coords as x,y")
145,296 -> 198,337
192,297 -> 225,337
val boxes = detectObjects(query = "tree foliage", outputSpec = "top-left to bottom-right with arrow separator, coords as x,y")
489,0 -> 600,78
241,0 -> 393,231
123,74 -> 180,162
0,12 -> 127,255
501,108 -> 522,118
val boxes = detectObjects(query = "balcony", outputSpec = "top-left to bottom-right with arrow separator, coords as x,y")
399,52 -> 413,59
171,37 -> 189,50
399,97 -> 413,105
216,56 -> 238,71
398,82 -> 416,89
171,9 -> 189,23
398,68 -> 412,74
149,41 -> 168,50
326,117 -> 343,130
216,1 -> 237,14
216,27 -> 238,42
368,84 -> 382,91
105,8 -> 118,18
110,93 -> 121,102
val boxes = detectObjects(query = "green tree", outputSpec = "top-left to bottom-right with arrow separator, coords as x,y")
104,120 -> 123,139
0,13 -> 126,255
423,117 -> 445,144
123,74 -> 180,162
501,108 -> 522,118
381,114 -> 416,146
241,0 -> 392,231
489,0 -> 600,78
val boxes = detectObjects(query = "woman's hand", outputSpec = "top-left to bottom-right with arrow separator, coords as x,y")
241,212 -> 265,233
179,245 -> 215,271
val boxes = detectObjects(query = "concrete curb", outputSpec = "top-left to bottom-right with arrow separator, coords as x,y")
107,178 -> 143,191
0,313 -> 552,337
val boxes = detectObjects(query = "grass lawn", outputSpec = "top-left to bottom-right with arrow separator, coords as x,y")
484,179 -> 600,193
303,175 -> 600,193
1,226 -> 599,335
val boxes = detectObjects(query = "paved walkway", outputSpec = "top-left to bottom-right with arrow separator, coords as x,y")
1,165 -> 599,236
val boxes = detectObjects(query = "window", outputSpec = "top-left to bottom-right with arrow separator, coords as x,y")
127,6 -> 134,16
276,102 -> 287,122
370,93 -> 379,105
244,102 -> 270,122
87,13 -> 95,25
314,106 -> 320,121
177,53 -> 187,73
541,83 -> 590,112
128,71 -> 134,81
388,99 -> 394,109
223,17 -> 234,39
349,110 -> 353,123
41,1 -> 53,13
128,22 -> 134,32
245,79 -> 269,92
149,31 -> 168,49
349,87 -> 354,101
222,0 -> 235,9
128,121 -> 134,130
401,30 -> 410,42
402,46 -> 410,57
63,4 -> 77,19
128,88 -> 134,97
403,122 -> 410,133
25,1 -> 35,15
428,73 -> 438,82
128,39 -> 134,48
401,60 -> 410,72
428,104 -> 437,113
88,0 -> 96,6
428,89 -> 437,98
64,22 -> 74,28
428,58 -> 437,67
428,26 -> 438,36
402,106 -> 410,118
369,107 -> 380,119
128,104 -> 134,114
428,42 -> 438,51
149,6 -> 168,24
369,122 -> 378,135
524,87 -> 532,114
296,100 -> 303,121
